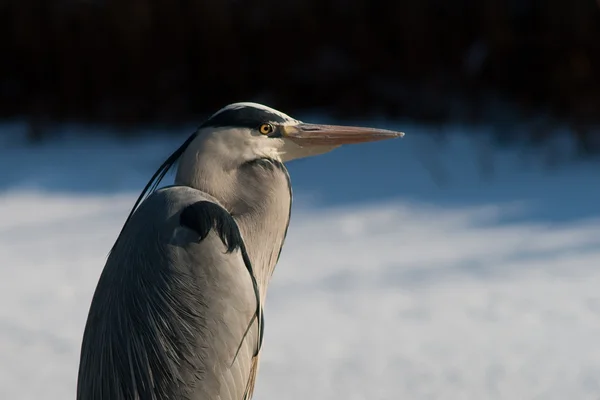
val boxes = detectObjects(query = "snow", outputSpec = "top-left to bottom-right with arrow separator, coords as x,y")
1,123 -> 599,399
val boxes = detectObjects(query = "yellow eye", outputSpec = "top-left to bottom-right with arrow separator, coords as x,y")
259,123 -> 274,135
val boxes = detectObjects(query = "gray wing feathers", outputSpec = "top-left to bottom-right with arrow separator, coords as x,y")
177,226 -> 259,400
77,186 -> 259,400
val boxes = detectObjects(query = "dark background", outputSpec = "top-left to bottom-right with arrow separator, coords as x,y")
1,0 -> 600,154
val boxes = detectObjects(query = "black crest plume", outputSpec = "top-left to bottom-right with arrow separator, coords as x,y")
112,132 -> 198,249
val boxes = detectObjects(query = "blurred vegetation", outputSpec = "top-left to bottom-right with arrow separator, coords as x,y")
0,0 -> 599,153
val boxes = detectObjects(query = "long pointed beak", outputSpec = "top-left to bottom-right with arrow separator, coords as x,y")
282,123 -> 404,146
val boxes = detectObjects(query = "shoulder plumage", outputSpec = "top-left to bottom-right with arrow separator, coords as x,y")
179,201 -> 243,253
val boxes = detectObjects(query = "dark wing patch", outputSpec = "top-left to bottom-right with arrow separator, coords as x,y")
180,201 -> 243,253
179,201 -> 265,356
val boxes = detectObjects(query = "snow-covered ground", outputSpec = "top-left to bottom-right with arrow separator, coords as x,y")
1,122 -> 599,399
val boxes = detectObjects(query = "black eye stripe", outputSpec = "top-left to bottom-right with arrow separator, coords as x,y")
201,107 -> 290,129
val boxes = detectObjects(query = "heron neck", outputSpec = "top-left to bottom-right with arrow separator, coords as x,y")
176,157 -> 292,301
231,161 -> 292,301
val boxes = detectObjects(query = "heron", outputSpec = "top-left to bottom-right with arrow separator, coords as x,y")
76,102 -> 404,400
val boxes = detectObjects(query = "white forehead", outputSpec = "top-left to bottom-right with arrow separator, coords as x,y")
211,102 -> 297,123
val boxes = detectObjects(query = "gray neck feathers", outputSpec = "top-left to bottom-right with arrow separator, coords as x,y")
175,140 -> 292,299
234,159 -> 292,300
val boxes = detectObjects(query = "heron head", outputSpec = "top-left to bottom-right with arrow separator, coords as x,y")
120,102 -> 404,227
190,102 -> 404,165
